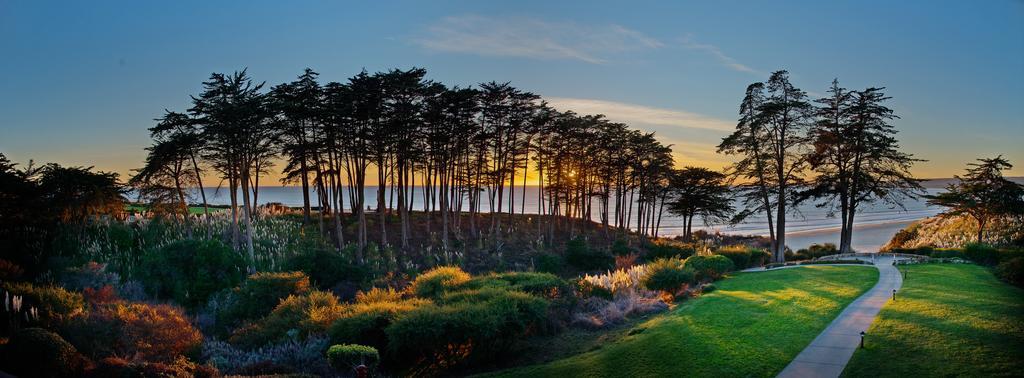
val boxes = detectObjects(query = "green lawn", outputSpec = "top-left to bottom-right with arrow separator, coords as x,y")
842,264 -> 1024,377
484,265 -> 879,378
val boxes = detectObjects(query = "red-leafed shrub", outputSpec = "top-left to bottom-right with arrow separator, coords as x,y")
63,302 -> 202,362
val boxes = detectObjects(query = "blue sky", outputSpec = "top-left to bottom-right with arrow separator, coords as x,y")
1,0 -> 1022,179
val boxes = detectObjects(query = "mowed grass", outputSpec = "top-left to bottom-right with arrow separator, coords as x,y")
484,265 -> 879,378
842,264 -> 1024,377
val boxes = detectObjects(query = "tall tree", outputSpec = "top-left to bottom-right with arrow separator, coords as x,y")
927,156 -> 1024,244
666,167 -> 734,241
271,68 -> 322,224
803,82 -> 924,253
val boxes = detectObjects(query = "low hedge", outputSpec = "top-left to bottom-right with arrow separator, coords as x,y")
410,266 -> 471,299
327,344 -> 380,372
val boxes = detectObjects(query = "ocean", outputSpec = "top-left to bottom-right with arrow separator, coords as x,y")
179,186 -> 945,253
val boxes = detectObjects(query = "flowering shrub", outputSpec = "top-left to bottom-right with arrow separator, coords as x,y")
0,259 -> 25,281
355,287 -> 403,304
202,336 -> 331,376
86,356 -> 218,378
62,302 -> 202,362
410,266 -> 471,299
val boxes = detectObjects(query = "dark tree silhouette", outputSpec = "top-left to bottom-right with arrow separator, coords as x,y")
666,167 -> 734,241
928,156 -> 1024,244
802,82 -> 924,253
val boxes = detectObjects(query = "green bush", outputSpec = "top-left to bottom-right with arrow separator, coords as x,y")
1,328 -> 87,377
218,271 -> 312,328
963,243 -> 1000,265
932,248 -> 964,259
565,238 -> 614,271
996,257 -> 1024,287
644,239 -> 696,261
642,258 -> 695,293
283,247 -> 367,290
793,243 -> 839,260
329,298 -> 428,352
576,280 -> 613,300
685,255 -> 735,281
715,245 -> 752,269
611,239 -> 633,256
534,253 -> 565,274
327,344 -> 380,372
464,272 -> 571,300
1,282 -> 85,328
748,248 -> 772,267
229,290 -> 346,349
139,239 -> 245,308
410,266 -> 471,299
385,289 -> 548,372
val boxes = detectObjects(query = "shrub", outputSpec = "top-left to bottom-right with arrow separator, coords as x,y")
328,298 -> 428,352
685,255 -> 735,281
644,239 -> 696,261
576,280 -> 613,301
642,258 -> 695,293
62,302 -> 202,362
385,289 -> 549,373
218,271 -> 312,328
793,243 -> 839,260
611,239 -> 633,256
60,261 -> 120,291
327,344 -> 380,372
715,245 -> 752,269
2,282 -> 85,328
748,248 -> 772,267
534,253 -> 565,274
1,328 -> 87,377
139,239 -> 246,308
410,266 -> 471,299
229,290 -> 346,349
464,272 -> 571,301
565,238 -> 614,271
202,336 -> 331,376
355,287 -> 404,304
963,243 -> 1000,265
0,259 -> 25,281
85,356 -> 218,378
996,257 -> 1024,287
283,247 -> 367,290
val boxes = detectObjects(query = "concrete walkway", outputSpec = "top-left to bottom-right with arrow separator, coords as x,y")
776,255 -> 903,378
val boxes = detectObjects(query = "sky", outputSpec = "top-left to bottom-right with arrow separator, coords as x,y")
1,0 -> 1022,184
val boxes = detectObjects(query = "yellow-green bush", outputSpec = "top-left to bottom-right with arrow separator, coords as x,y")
329,298 -> 429,352
642,258 -> 695,293
229,290 -> 346,349
409,266 -> 470,299
218,271 -> 312,328
2,282 -> 84,329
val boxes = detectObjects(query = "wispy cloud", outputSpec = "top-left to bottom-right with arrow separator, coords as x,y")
544,97 -> 735,132
415,15 -> 662,64
680,34 -> 759,75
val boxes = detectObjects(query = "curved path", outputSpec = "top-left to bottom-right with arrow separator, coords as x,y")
776,255 -> 903,378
